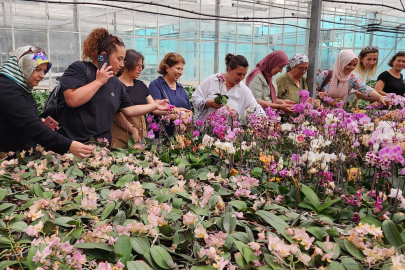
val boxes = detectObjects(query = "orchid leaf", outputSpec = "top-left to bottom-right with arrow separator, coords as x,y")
150,246 -> 174,269
256,210 -> 294,244
383,220 -> 404,249
130,237 -> 150,255
300,184 -> 321,209
101,202 -> 115,220
341,258 -> 362,270
343,240 -> 365,260
127,261 -> 151,270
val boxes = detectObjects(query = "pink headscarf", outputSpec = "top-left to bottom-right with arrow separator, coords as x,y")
246,50 -> 289,103
327,50 -> 358,102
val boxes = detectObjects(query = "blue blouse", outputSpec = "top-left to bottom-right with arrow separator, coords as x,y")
149,76 -> 191,137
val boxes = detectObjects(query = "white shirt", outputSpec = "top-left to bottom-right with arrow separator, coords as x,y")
192,73 -> 265,121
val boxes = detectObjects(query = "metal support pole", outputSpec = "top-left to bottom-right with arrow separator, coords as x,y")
113,12 -> 117,33
214,0 -> 220,74
198,0 -> 202,83
45,2 -> 51,88
369,13 -> 376,46
73,0 -> 78,33
307,0 -> 322,97
9,0 -> 15,51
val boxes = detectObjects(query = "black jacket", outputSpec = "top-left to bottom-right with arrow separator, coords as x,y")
0,74 -> 72,154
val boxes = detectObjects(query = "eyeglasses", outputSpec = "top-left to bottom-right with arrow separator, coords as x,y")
18,46 -> 46,61
135,64 -> 145,70
364,46 -> 379,51
296,67 -> 309,71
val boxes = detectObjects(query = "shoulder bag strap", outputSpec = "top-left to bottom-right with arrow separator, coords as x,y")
83,61 -> 92,84
320,69 -> 333,92
156,80 -> 172,104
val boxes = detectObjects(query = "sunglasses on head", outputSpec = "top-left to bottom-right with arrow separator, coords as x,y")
18,47 -> 46,61
364,46 -> 379,51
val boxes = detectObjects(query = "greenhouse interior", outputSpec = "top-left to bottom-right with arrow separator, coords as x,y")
1,0 -> 405,87
2,0 -> 405,269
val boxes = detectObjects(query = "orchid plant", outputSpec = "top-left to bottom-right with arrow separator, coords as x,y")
2,90 -> 405,269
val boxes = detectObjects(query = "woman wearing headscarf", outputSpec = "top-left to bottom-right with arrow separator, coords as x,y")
0,46 -> 93,158
276,53 -> 309,104
315,50 -> 388,108
246,51 -> 295,113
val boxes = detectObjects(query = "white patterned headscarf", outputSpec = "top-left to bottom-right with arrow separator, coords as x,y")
0,46 -> 51,93
286,53 -> 309,72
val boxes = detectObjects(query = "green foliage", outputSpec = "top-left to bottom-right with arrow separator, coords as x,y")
32,90 -> 50,115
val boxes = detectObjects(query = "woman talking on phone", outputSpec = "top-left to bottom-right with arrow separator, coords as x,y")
57,28 -> 169,145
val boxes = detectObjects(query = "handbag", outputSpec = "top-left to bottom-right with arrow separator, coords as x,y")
40,62 -> 92,120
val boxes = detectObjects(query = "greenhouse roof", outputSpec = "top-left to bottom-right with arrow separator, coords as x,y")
5,0 -> 405,32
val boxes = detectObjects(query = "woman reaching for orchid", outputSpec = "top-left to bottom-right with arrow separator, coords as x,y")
192,54 -> 265,121
246,50 -> 295,114
58,28 -> 170,146
315,50 -> 390,109
111,50 -> 157,147
0,46 -> 94,159
149,52 -> 192,138
276,53 -> 309,104
353,46 -> 380,103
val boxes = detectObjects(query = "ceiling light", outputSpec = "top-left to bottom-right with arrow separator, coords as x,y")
232,3 -> 268,11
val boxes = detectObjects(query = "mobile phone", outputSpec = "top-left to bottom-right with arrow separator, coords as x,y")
97,54 -> 110,70
43,116 -> 59,131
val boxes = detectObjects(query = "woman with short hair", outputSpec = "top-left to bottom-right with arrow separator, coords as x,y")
111,50 -> 154,147
0,46 -> 93,158
192,53 -> 265,121
149,52 -> 192,137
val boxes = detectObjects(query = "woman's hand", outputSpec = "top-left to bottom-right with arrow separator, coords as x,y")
69,141 -> 94,159
173,107 -> 191,114
279,103 -> 295,114
314,100 -> 323,109
276,99 -> 295,105
205,99 -> 222,109
180,124 -> 187,133
155,99 -> 170,111
96,63 -> 113,85
171,108 -> 193,125
379,96 -> 392,108
181,111 -> 193,125
283,99 -> 295,105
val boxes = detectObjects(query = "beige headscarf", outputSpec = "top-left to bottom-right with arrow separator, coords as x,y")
327,50 -> 357,102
